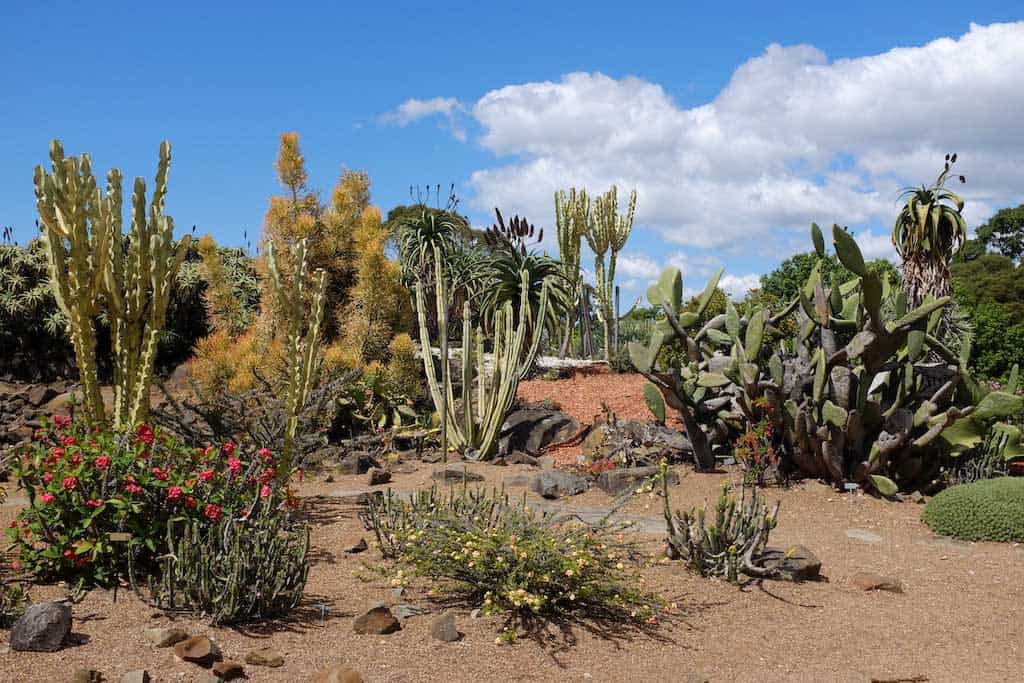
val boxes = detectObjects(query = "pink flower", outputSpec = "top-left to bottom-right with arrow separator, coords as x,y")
260,484 -> 273,499
166,486 -> 182,501
63,549 -> 75,560
86,499 -> 103,508
185,496 -> 197,508
39,492 -> 56,504
62,476 -> 78,490
51,447 -> 65,458
60,435 -> 77,446
203,503 -> 222,521
70,454 -> 82,465
259,467 -> 276,484
203,445 -> 216,457
42,472 -> 54,484
222,442 -> 236,456
125,483 -> 143,495
227,457 -> 242,474
52,414 -> 71,428
95,455 -> 112,469
135,423 -> 154,445
151,467 -> 168,481
198,469 -> 215,482
258,447 -> 273,461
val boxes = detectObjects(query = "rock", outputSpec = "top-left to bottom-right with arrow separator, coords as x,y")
595,466 -> 678,496
470,608 -> 482,619
845,528 -> 883,544
174,635 -> 217,664
851,571 -> 903,593
909,490 -> 926,504
757,545 -> 822,582
431,464 -> 484,483
212,660 -> 245,680
504,450 -> 540,467
9,601 -> 71,652
498,406 -> 580,456
70,669 -> 102,683
393,603 -> 430,620
538,455 -> 556,470
344,538 -> 368,554
311,664 -> 364,683
333,489 -> 383,505
367,468 -> 391,486
504,474 -> 534,488
531,470 -> 588,499
121,672 -> 150,683
144,626 -> 189,647
324,474 -> 335,483
26,384 -> 59,407
245,647 -> 285,668
685,673 -> 711,683
420,450 -> 444,463
429,611 -> 461,642
353,605 -> 401,635
581,424 -> 609,453
339,452 -> 375,475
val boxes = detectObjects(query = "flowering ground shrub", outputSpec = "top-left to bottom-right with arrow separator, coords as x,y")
6,416 -> 296,586
733,400 -> 783,487
362,486 -> 658,624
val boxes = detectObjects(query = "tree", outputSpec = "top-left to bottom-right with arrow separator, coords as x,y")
759,252 -> 898,303
976,204 -> 1024,262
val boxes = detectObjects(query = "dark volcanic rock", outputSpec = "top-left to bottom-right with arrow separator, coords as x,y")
9,601 -> 71,652
531,470 -> 588,499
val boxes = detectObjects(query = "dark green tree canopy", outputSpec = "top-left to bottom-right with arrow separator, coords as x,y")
976,204 -> 1024,262
759,251 -> 898,302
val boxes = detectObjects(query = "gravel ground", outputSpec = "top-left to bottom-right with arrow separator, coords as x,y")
3,370 -> 1023,681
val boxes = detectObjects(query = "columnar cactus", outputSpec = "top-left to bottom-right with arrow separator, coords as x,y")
105,141 -> 191,428
586,186 -> 635,362
554,187 -> 589,358
265,238 -> 327,466
415,244 -> 551,459
34,140 -> 190,426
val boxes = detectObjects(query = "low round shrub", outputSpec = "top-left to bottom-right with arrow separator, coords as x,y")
6,416 -> 297,585
922,477 -> 1024,542
363,486 -> 658,623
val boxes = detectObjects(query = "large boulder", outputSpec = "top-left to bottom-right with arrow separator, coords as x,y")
498,406 -> 579,456
756,545 -> 822,582
9,601 -> 71,652
595,466 -> 679,495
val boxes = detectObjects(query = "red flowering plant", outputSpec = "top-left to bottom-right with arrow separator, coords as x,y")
733,399 -> 784,488
5,416 -> 297,586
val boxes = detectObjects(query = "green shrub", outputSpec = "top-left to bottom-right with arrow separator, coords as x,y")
362,486 -> 657,622
0,577 -> 29,627
922,477 -> 1024,542
151,510 -> 310,625
6,416 -> 296,586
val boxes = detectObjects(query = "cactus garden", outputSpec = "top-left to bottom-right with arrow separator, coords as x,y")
3,8 -> 1024,682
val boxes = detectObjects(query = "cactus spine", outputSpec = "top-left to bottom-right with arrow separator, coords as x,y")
415,244 -> 550,459
554,187 -> 589,358
586,186 -> 635,362
34,140 -> 190,426
265,238 -> 327,467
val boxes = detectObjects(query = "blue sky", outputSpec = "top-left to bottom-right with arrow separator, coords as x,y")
3,2 -> 1023,302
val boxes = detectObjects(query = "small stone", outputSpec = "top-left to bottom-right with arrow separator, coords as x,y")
757,545 -> 822,582
595,466 -> 678,496
851,571 -> 903,593
392,586 -> 405,598
686,673 -> 711,683
470,608 -> 482,619
431,464 -> 484,482
345,538 -> 368,554
144,626 -> 189,647
353,605 -> 401,634
339,452 -> 375,475
121,672 -> 150,683
212,660 -> 245,680
504,451 -> 540,467
845,528 -> 883,544
393,603 -> 430,620
429,611 -> 461,642
245,646 -> 285,668
311,664 -> 364,683
324,474 -> 335,483
531,470 -> 588,499
70,669 -> 102,683
367,468 -> 391,486
9,601 -> 71,652
910,490 -> 926,504
174,635 -> 216,664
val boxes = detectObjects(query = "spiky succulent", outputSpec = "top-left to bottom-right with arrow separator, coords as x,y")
892,154 -> 968,305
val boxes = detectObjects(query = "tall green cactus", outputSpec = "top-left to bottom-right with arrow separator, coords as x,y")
34,140 -> 190,426
554,187 -> 589,358
105,141 -> 191,428
586,186 -> 635,362
415,244 -> 551,459
265,238 -> 327,467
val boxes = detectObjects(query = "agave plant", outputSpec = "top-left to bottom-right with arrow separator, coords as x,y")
892,154 -> 968,305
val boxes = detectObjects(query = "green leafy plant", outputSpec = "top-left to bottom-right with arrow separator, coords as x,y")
922,477 -> 1024,542
733,400 -> 783,487
151,509 -> 310,624
0,576 -> 30,628
6,416 -> 295,586
361,485 -> 657,622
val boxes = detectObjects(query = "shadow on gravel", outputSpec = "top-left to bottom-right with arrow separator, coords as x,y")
225,593 -> 353,637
